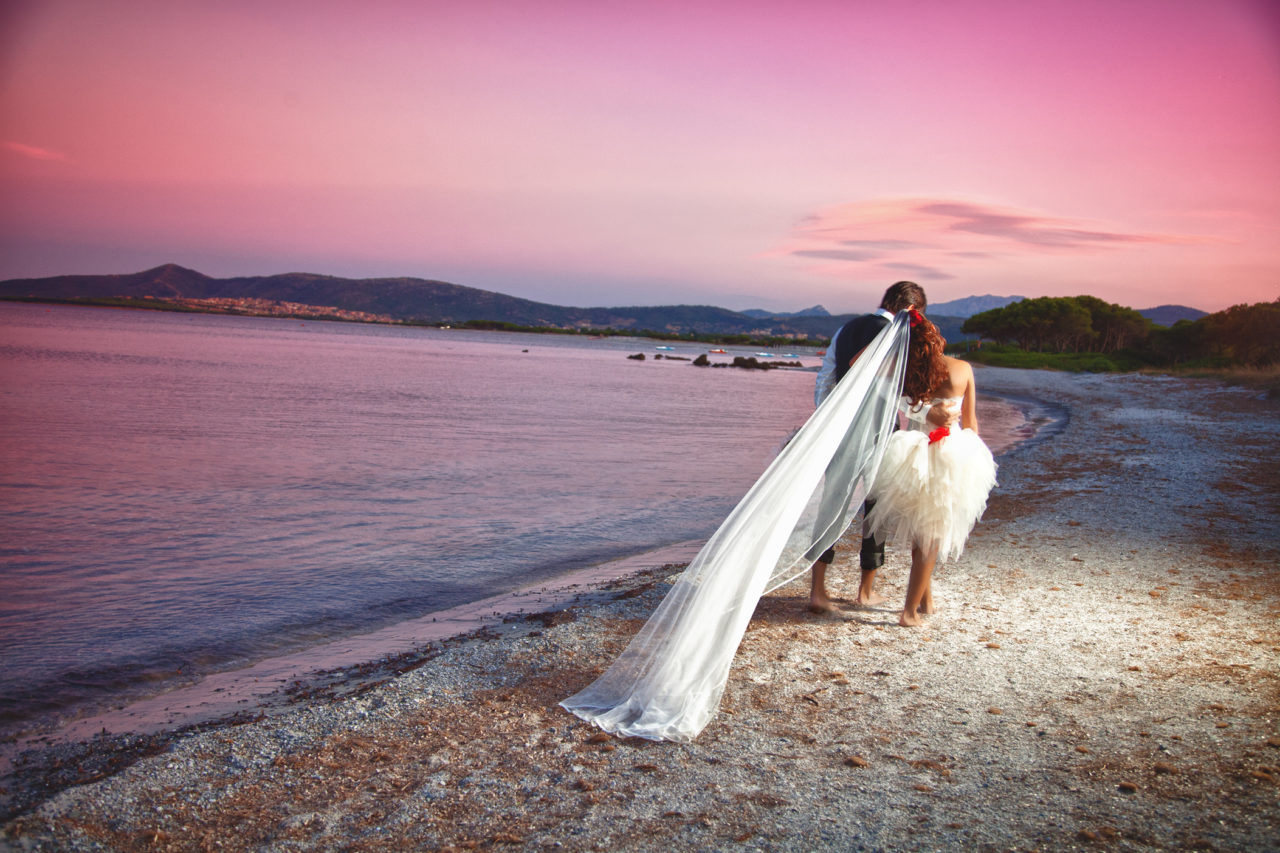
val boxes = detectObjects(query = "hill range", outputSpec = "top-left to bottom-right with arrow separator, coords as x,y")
0,264 -> 1204,341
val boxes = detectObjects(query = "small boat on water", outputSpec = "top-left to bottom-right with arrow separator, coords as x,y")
709,348 -> 727,354
754,352 -> 775,358
655,345 -> 675,351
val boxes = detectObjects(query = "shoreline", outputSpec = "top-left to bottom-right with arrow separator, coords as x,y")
0,541 -> 705,774
5,366 -> 1279,850
0,385 -> 1039,764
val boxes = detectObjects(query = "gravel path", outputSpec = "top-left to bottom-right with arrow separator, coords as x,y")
4,367 -> 1278,852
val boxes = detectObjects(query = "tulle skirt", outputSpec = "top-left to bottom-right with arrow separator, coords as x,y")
866,428 -> 997,562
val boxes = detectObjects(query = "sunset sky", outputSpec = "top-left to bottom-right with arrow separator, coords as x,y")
2,0 -> 1277,314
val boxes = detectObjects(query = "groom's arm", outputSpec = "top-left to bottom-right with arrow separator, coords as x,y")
926,401 -> 958,427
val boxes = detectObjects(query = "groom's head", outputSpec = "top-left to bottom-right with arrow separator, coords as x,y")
880,281 -> 927,314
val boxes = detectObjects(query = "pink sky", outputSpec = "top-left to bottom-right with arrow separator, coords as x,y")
2,0 -> 1277,313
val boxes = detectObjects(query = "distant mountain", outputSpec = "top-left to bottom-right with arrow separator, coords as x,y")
927,294 -> 1025,318
10,266 -> 1170,343
739,305 -> 831,320
737,301 -> 971,342
1139,305 -> 1207,327
0,263 -> 589,326
0,264 -> 830,338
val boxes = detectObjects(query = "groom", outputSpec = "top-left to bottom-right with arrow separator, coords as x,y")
809,281 -> 953,611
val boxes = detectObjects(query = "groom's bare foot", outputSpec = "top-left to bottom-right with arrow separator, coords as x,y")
854,590 -> 887,607
808,594 -> 840,614
899,609 -> 924,627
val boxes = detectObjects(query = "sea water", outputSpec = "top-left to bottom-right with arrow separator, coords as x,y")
0,303 -> 1029,738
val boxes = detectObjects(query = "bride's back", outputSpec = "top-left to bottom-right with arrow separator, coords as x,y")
936,355 -> 970,398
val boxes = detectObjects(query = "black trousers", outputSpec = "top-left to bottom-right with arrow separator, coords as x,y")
817,498 -> 884,570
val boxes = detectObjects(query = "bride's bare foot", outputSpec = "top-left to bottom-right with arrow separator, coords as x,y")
899,609 -> 924,627
917,591 -> 935,615
854,590 -> 887,607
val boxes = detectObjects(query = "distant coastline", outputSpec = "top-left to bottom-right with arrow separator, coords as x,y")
0,263 -> 978,343
0,296 -> 833,349
2,294 -> 411,325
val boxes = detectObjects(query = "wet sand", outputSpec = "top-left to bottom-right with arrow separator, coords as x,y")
4,367 -> 1278,851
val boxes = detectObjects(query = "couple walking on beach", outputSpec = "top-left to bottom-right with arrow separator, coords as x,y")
807,280 -> 996,626
562,281 -> 997,742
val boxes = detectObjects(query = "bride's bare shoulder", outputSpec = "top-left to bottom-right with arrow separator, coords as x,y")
943,354 -> 972,375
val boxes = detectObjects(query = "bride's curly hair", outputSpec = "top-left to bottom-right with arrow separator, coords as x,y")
902,313 -> 949,405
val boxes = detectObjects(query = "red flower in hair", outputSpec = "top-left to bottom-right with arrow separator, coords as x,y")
928,427 -> 950,444
908,307 -> 924,327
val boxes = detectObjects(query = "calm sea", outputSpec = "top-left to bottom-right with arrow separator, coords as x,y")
0,303 -> 1028,739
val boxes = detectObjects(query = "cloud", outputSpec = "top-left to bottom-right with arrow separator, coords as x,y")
840,239 -> 932,250
882,262 -> 955,280
789,197 -> 1194,253
917,201 -> 1163,248
773,196 -> 1219,300
776,196 -> 1203,285
791,248 -> 885,262
5,141 -> 67,161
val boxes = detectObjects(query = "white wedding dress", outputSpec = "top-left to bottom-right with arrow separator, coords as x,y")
866,397 -> 997,562
561,313 -> 913,741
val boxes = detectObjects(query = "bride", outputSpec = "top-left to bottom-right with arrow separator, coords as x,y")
561,307 -> 993,741
866,307 -> 997,627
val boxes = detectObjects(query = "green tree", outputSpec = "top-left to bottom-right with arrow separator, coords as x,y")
1199,299 -> 1280,367
964,295 -> 1152,354
963,306 -> 1018,346
1147,318 -> 1207,365
1074,295 -> 1151,353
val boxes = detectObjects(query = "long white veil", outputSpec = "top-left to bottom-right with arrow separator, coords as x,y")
560,313 -> 910,742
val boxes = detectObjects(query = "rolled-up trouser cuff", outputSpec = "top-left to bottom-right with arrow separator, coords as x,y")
860,537 -> 884,571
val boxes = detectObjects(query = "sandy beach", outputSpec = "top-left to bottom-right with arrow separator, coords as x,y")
4,366 -> 1278,851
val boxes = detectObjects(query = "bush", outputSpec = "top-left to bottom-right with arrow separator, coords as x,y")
962,348 -> 1130,373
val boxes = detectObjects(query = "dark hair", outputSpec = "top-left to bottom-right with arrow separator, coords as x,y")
880,281 -> 927,314
902,313 -> 949,405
